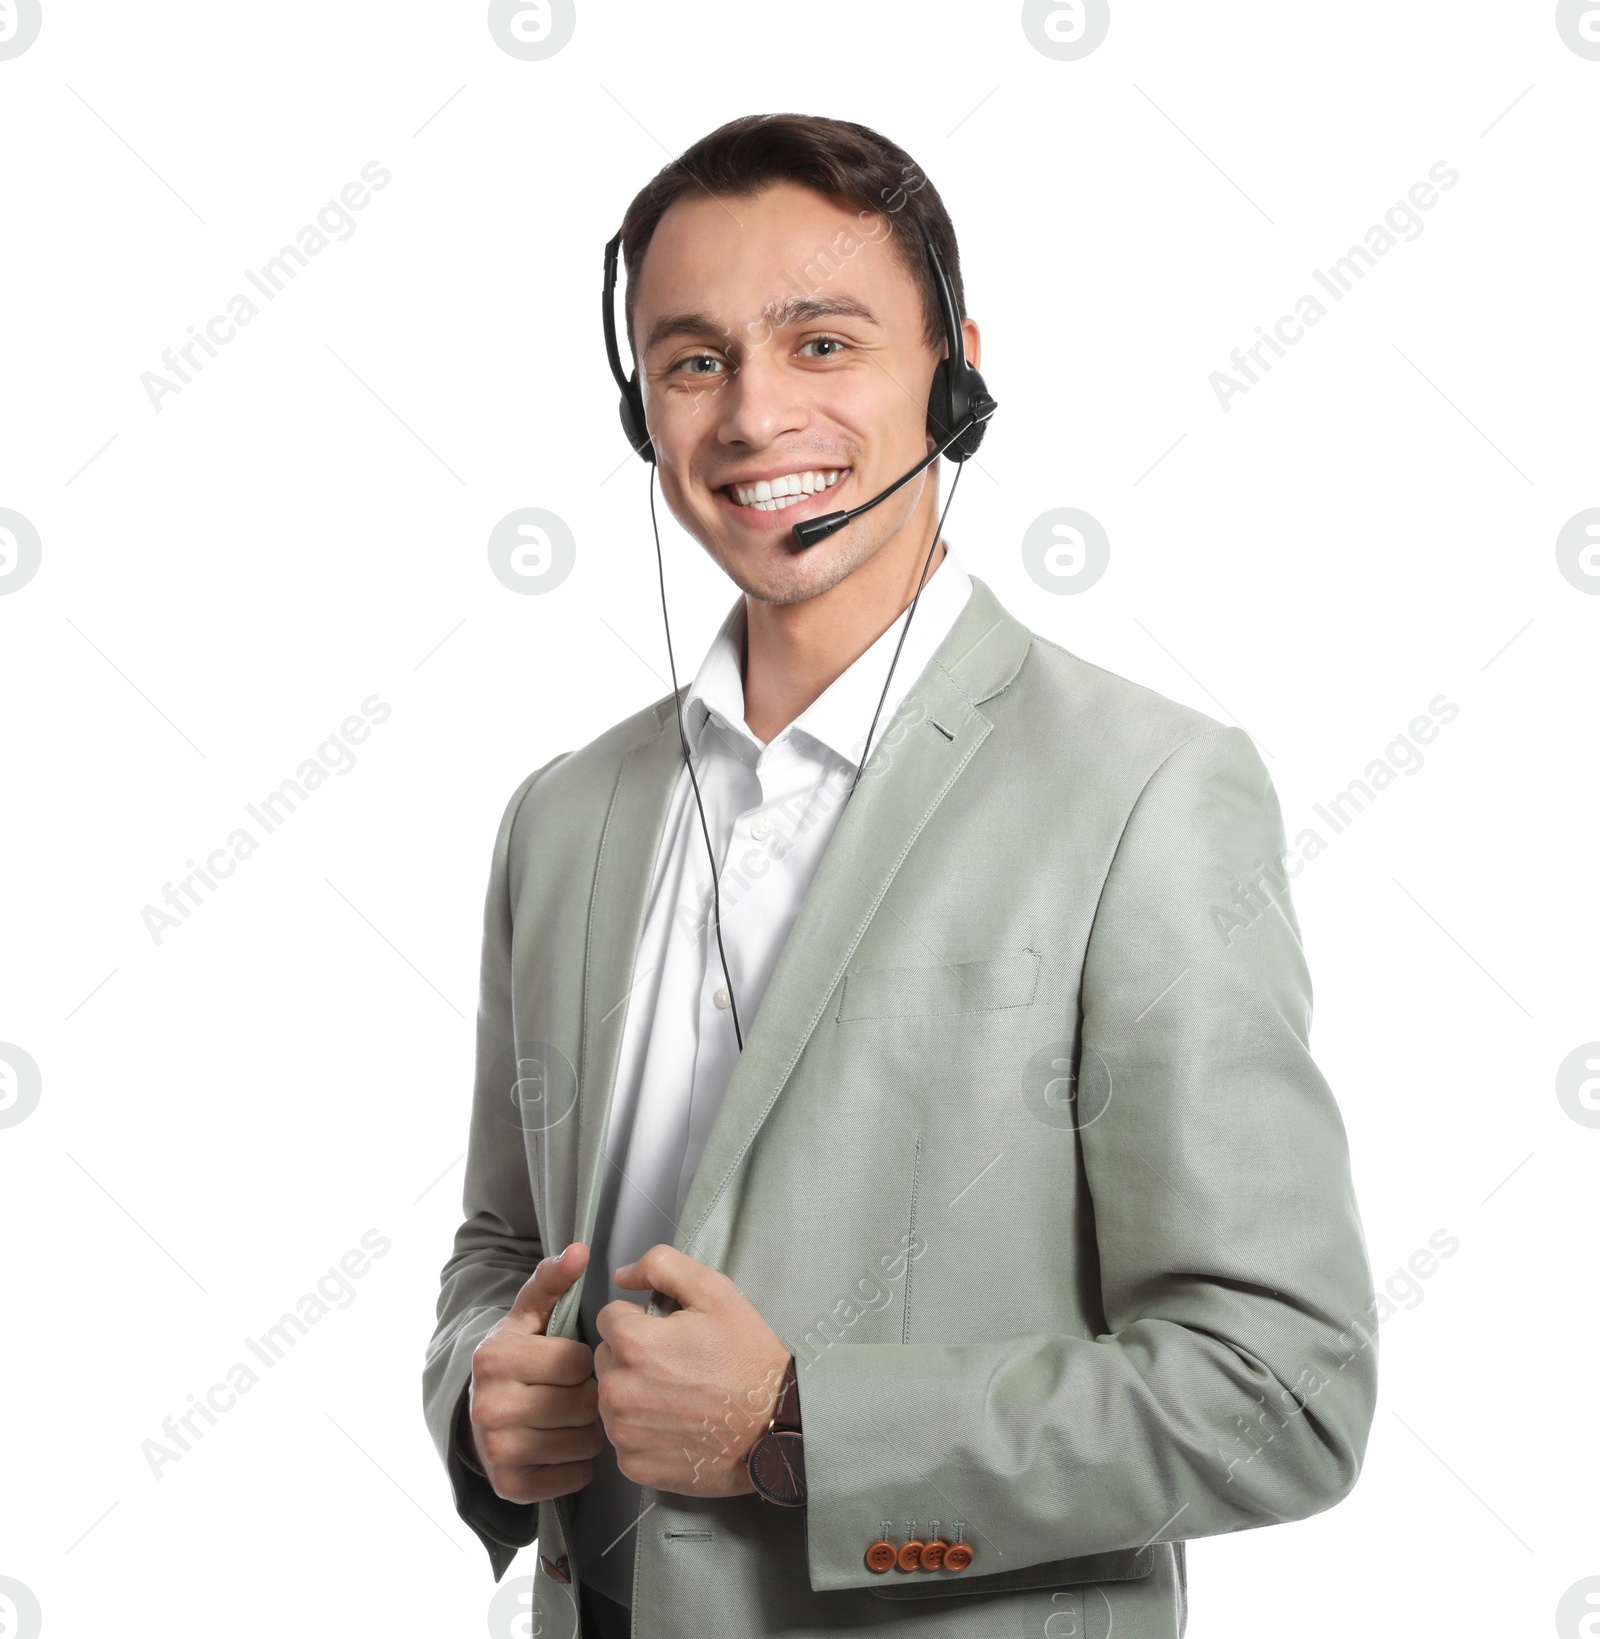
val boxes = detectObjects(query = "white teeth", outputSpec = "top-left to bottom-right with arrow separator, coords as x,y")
729,469 -> 844,509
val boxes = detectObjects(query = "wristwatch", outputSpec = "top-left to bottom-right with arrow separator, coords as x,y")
743,1353 -> 806,1507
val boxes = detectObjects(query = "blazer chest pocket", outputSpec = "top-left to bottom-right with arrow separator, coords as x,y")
836,948 -> 1042,1022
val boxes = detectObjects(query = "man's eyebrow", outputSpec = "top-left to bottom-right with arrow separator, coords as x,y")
641,294 -> 883,356
641,312 -> 726,355
761,294 -> 883,331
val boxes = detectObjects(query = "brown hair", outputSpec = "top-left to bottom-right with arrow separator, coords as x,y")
614,112 -> 965,362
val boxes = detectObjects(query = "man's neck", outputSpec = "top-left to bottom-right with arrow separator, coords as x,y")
740,538 -> 948,746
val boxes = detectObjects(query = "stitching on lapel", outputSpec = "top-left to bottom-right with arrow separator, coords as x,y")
562,713 -> 675,1327
932,610 -> 1030,707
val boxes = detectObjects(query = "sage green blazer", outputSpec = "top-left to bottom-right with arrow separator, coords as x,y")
423,573 -> 1377,1638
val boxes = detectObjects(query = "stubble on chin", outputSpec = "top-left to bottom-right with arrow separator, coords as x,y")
718,530 -> 878,609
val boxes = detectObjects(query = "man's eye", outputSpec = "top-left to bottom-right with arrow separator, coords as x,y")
800,337 -> 848,359
673,354 -> 726,377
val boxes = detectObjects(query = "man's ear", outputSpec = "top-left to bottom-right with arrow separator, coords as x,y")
961,316 -> 982,372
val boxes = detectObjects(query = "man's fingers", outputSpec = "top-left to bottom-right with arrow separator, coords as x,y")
488,1456 -> 597,1507
471,1374 -> 598,1437
510,1334 -> 595,1389
592,1299 -> 652,1354
613,1243 -> 728,1311
503,1243 -> 590,1335
520,1376 -> 601,1429
478,1414 -> 607,1476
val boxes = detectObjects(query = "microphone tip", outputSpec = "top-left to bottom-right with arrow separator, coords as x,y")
791,511 -> 849,550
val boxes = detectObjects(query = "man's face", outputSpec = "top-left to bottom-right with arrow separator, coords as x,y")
630,181 -> 953,607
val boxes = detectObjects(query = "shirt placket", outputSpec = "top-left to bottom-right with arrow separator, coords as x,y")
673,725 -> 763,1220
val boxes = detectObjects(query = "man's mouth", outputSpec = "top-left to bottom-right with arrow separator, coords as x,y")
719,468 -> 848,513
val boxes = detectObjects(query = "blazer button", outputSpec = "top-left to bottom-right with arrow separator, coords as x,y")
895,1539 -> 926,1572
918,1538 -> 947,1570
539,1553 -> 572,1584
943,1543 -> 974,1572
864,1540 -> 898,1573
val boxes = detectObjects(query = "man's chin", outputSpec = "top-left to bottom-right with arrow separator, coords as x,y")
712,528 -> 868,608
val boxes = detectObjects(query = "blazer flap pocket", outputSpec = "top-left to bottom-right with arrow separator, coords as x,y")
837,949 -> 1042,1022
869,1546 -> 1155,1600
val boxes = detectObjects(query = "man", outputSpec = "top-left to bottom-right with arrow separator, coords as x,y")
424,113 -> 1377,1639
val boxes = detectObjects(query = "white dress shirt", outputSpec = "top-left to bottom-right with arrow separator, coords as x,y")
570,544 -> 973,1607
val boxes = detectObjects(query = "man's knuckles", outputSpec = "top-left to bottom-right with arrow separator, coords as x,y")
490,1456 -> 596,1506
474,1329 -> 593,1385
472,1380 -> 599,1443
479,1416 -> 606,1473
596,1370 -> 638,1421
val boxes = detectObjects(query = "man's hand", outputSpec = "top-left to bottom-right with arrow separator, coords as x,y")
466,1243 -> 607,1505
594,1244 -> 792,1498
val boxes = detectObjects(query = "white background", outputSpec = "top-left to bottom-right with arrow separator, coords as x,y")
1,2 -> 1596,1635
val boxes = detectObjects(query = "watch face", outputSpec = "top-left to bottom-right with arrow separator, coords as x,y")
748,1429 -> 806,1505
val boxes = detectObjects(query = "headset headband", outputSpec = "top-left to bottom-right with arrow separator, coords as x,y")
601,231 -> 633,404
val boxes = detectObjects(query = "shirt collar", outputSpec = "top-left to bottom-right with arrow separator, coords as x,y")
680,544 -> 973,769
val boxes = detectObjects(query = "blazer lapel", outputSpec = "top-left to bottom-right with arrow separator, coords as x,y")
549,707 -> 683,1338
674,574 -> 1032,1267
551,574 -> 1033,1330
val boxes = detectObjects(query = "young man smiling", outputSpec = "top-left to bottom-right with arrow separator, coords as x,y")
424,113 -> 1377,1639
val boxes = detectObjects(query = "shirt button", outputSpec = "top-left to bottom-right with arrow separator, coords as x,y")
750,818 -> 771,841
713,986 -> 731,1009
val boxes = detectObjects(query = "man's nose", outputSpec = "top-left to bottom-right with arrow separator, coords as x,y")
712,353 -> 809,449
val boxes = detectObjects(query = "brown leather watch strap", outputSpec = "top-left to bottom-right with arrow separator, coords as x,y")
771,1354 -> 801,1433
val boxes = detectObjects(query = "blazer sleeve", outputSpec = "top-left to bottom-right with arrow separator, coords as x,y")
797,725 -> 1378,1594
421,756 -> 567,1582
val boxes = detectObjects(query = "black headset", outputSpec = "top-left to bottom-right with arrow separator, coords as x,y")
601,223 -> 995,473
597,215 -> 995,1055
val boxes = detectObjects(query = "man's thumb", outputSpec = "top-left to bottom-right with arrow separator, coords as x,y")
505,1243 -> 589,1334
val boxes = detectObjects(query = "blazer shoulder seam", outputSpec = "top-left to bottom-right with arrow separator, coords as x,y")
502,750 -> 573,913
1032,631 -> 1233,722
1116,723 -> 1243,840
1084,725 -> 1244,949
505,750 -> 574,845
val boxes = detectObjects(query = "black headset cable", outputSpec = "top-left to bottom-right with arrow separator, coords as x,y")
646,453 -> 968,1057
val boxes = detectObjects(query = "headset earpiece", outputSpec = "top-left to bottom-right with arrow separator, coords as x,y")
618,374 -> 654,466
603,232 -> 657,465
923,236 -> 993,463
